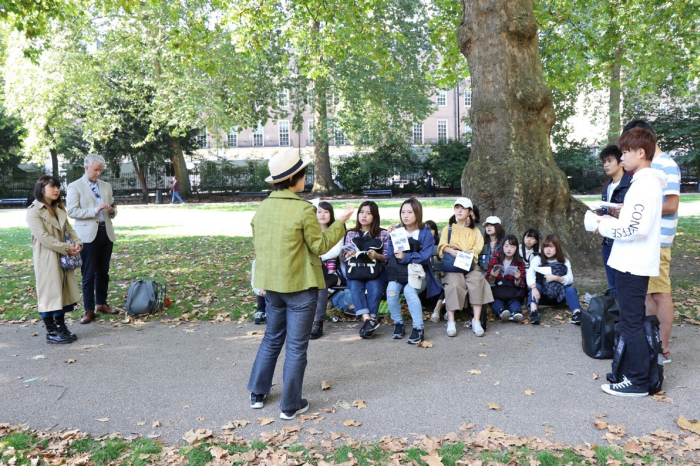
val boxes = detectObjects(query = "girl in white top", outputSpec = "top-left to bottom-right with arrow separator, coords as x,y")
519,228 -> 540,271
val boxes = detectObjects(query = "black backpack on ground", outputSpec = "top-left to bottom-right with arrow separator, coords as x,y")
581,295 -> 619,359
606,314 -> 664,395
125,280 -> 166,316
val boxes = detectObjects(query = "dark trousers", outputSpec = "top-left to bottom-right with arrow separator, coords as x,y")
80,226 -> 113,311
615,270 -> 650,389
602,241 -> 617,296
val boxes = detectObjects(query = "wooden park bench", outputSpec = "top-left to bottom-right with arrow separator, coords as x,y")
238,191 -> 270,198
0,198 -> 29,207
363,189 -> 392,198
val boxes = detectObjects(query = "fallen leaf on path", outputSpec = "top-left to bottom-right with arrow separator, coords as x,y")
494,381 -> 500,386
258,417 -> 275,426
321,380 -> 331,390
221,420 -> 249,429
334,400 -> 352,410
182,428 -> 213,444
183,405 -> 190,409
684,436 -> 700,450
468,370 -> 481,375
137,422 -> 146,426
331,431 -> 345,440
95,418 -> 109,423
678,415 -> 700,434
478,353 -> 487,357
459,423 -> 475,431
524,390 -> 534,396
417,340 -> 433,348
592,373 -> 600,380
247,331 -> 264,336
306,428 -> 323,435
487,403 -> 501,411
64,359 -> 76,364
594,420 -> 609,430
352,399 -> 366,409
196,417 -> 205,421
622,439 -> 643,455
152,421 -> 161,427
32,355 -> 46,360
343,420 -> 361,427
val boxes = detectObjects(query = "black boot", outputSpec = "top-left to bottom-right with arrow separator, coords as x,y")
54,314 -> 77,342
309,320 -> 324,340
42,316 -> 72,344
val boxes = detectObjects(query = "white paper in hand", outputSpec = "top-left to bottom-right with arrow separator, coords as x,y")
454,251 -> 474,270
584,210 -> 599,232
535,266 -> 552,275
503,265 -> 519,276
390,227 -> 410,252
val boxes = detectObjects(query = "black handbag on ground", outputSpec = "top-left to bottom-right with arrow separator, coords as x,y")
440,226 -> 474,274
346,232 -> 384,281
581,295 -> 619,359
491,279 -> 527,302
386,237 -> 422,284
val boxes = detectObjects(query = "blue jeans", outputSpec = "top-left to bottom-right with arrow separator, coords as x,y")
247,288 -> 317,413
171,191 -> 184,204
347,270 -> 386,318
527,284 -> 581,313
491,299 -> 522,317
602,241 -> 617,296
331,289 -> 354,314
387,280 -> 427,330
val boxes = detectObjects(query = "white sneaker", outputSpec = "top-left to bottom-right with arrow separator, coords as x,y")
472,318 -> 484,337
500,310 -> 511,322
446,322 -> 457,337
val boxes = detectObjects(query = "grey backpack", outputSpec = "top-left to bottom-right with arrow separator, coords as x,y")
125,280 -> 166,316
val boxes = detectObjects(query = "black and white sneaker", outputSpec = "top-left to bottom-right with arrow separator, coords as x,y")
359,319 -> 380,339
570,312 -> 582,325
280,399 -> 309,420
499,310 -> 511,322
407,328 -> 424,345
254,311 -> 266,325
512,312 -> 523,322
601,376 -> 647,397
530,310 -> 540,325
392,322 -> 405,339
250,393 -> 267,409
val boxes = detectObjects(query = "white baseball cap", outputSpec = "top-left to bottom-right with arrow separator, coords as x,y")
454,197 -> 473,209
483,216 -> 501,226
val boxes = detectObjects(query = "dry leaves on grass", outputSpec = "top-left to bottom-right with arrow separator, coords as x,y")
182,428 -> 213,444
321,380 -> 331,390
420,452 -> 444,466
221,420 -> 249,430
622,439 -> 643,455
343,420 -> 362,427
417,340 -> 434,348
258,417 -> 275,426
678,415 -> 700,435
351,399 -> 366,409
487,403 -> 501,411
209,446 -> 228,459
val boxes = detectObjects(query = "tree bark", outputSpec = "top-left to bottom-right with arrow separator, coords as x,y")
131,157 -> 150,203
458,0 -> 600,266
607,44 -> 623,145
169,136 -> 191,196
49,147 -> 59,179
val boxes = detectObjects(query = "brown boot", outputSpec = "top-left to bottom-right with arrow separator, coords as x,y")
96,304 -> 118,315
80,309 -> 95,324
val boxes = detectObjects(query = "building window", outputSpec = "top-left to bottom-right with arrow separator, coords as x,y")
196,128 -> 208,148
253,123 -> 264,147
278,89 -> 289,107
437,120 -> 448,142
227,130 -> 238,148
279,120 -> 290,146
465,88 -> 472,107
437,89 -> 447,107
308,120 -> 314,146
412,123 -> 423,145
334,127 -> 345,146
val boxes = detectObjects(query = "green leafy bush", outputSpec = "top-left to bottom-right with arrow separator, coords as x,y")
424,138 -> 470,191
553,142 -> 605,193
334,143 -> 419,193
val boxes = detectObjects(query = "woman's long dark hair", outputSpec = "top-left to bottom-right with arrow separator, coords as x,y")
522,228 -> 540,263
399,198 -> 423,229
483,221 -> 505,244
352,201 -> 382,237
33,175 -> 64,218
317,201 -> 335,227
424,220 -> 439,243
495,234 -> 524,263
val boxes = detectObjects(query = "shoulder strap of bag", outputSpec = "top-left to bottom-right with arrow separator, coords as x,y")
448,225 -> 453,244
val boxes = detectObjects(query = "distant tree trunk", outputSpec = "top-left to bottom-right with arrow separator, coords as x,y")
169,136 -> 191,196
49,147 -> 59,178
311,22 -> 338,196
608,44 -> 623,145
458,0 -> 599,266
131,158 -> 150,203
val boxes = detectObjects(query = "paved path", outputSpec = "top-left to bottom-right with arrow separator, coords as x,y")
2,317 -> 698,446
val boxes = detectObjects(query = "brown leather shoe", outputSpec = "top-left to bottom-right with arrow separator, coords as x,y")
96,304 -> 118,315
80,310 -> 95,324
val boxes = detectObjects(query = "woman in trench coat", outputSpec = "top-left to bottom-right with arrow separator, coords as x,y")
26,176 -> 83,344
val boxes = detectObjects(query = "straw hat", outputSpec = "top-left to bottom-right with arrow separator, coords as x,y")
265,149 -> 311,183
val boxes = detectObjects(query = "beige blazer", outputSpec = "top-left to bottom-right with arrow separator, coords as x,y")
66,176 -> 117,243
26,201 -> 83,312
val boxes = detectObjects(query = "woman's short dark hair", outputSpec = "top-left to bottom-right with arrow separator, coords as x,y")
424,220 -> 439,242
541,234 -> 567,263
522,228 -> 540,259
352,201 -> 382,237
317,201 -> 335,227
34,175 -> 64,217
272,167 -> 307,191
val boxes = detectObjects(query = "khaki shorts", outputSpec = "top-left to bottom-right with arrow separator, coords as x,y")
648,247 -> 671,294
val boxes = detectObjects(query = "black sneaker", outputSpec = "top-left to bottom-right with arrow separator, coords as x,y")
254,311 -> 266,325
359,319 -> 380,339
407,328 -> 424,345
280,399 -> 309,420
571,312 -> 582,325
530,310 -> 540,325
601,376 -> 647,397
309,320 -> 323,340
250,393 -> 266,409
392,323 -> 405,339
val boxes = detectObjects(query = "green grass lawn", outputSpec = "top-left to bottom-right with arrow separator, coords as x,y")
179,197 -> 458,213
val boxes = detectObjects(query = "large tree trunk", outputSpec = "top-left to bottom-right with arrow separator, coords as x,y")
169,136 -> 191,196
458,0 -> 599,266
131,158 -> 150,203
49,147 -> 59,179
311,75 -> 338,195
607,44 -> 623,145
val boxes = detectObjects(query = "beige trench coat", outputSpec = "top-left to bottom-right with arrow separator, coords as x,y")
26,200 -> 83,312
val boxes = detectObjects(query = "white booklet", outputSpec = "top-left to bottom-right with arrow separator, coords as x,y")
535,266 -> 552,275
600,201 -> 621,209
584,210 -> 599,232
390,227 -> 410,252
454,251 -> 474,270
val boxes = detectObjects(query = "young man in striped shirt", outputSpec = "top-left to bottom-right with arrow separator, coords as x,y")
622,119 -> 680,365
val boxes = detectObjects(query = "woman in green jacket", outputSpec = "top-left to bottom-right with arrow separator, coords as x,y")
248,150 -> 353,420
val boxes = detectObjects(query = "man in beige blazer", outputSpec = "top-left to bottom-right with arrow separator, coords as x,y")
66,154 -> 119,324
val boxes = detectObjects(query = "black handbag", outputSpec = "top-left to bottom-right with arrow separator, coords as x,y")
386,237 -> 422,284
346,232 -> 384,281
440,226 -> 474,273
491,279 -> 527,302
